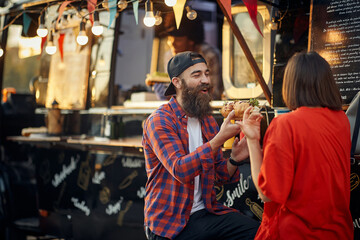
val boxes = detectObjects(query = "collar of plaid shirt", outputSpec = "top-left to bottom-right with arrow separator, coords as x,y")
142,97 -> 240,239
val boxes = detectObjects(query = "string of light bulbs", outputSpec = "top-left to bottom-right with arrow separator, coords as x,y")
0,0 -> 198,56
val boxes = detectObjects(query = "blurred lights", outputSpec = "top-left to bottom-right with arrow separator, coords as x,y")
154,11 -> 162,26
45,32 -> 56,55
165,0 -> 176,7
268,18 -> 278,31
37,13 -> 48,37
77,21 -> 88,45
117,0 -> 128,11
143,1 -> 155,27
91,12 -> 104,36
37,25 -> 48,37
186,6 -> 197,20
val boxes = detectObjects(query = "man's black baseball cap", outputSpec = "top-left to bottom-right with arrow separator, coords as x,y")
164,51 -> 207,96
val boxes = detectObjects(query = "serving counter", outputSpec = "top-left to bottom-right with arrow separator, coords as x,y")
4,101 -> 269,240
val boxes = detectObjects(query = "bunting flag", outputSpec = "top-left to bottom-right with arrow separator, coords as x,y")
108,0 -> 117,29
57,1 -> 73,28
23,13 -> 31,36
132,0 -> 139,25
58,33 -> 65,61
87,0 -> 97,25
218,0 -> 232,21
242,0 -> 263,37
40,36 -> 47,56
173,0 -> 186,29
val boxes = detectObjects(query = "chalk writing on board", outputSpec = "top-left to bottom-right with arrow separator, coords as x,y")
106,196 -> 124,215
311,0 -> 360,103
223,173 -> 252,207
137,186 -> 146,199
71,197 -> 90,216
52,155 -> 79,187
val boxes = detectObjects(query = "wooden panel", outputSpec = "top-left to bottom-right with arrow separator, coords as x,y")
46,27 -> 92,109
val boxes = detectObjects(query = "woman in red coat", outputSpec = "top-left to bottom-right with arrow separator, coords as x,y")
238,51 -> 353,239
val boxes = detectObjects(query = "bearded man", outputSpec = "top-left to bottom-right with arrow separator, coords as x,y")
142,52 -> 259,240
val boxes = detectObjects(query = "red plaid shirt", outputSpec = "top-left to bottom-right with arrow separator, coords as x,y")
142,97 -> 240,239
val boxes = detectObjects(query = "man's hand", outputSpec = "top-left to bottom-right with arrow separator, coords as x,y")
231,136 -> 249,162
210,110 -> 241,151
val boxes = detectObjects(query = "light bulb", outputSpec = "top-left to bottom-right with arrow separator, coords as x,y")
186,6 -> 197,20
165,0 -> 176,7
37,24 -> 48,37
45,42 -> 56,55
154,11 -> 162,25
77,32 -> 88,45
102,0 -> 109,9
92,12 -> 103,36
37,12 -> 48,37
144,11 -> 155,27
268,17 -> 278,31
45,32 -> 56,55
269,21 -> 278,30
77,21 -> 88,45
143,0 -> 155,27
117,0 -> 128,11
92,23 -> 104,36
0,48 -> 3,57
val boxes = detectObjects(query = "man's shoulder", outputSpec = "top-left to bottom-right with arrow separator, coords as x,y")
148,102 -> 174,121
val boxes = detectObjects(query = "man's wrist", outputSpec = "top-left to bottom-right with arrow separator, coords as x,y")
229,156 -> 245,166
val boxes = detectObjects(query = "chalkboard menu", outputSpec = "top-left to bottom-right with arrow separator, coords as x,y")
310,0 -> 360,104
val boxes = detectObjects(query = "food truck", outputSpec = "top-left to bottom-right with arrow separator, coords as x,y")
0,0 -> 359,239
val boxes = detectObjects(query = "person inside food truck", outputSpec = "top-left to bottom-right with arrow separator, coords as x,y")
142,51 -> 259,240
238,51 -> 353,239
153,12 -> 223,101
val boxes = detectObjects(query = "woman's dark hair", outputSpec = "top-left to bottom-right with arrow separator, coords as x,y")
282,51 -> 343,111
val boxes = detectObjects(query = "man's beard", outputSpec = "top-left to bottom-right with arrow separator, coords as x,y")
180,79 -> 213,119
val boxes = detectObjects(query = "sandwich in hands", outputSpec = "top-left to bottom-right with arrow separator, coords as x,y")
220,99 -> 260,120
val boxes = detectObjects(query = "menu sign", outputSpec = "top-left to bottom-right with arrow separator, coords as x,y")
310,0 -> 360,104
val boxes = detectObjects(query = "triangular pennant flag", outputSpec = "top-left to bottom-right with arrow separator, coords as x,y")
58,33 -> 65,62
57,1 -> 73,28
242,0 -> 263,37
173,0 -> 186,29
40,36 -> 47,56
87,0 -> 97,25
133,0 -> 139,25
108,0 -> 117,29
23,13 -> 31,36
219,0 -> 232,21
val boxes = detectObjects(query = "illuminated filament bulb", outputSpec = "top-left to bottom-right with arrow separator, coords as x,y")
91,12 -> 104,36
154,11 -> 162,25
117,0 -> 128,11
269,18 -> 278,30
186,6 -> 197,20
165,0 -> 176,7
0,47 -> 3,57
37,12 -> 48,37
45,32 -> 56,55
143,0 -> 155,27
77,21 -> 89,45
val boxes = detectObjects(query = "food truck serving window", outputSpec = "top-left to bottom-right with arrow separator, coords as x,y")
222,5 -> 272,99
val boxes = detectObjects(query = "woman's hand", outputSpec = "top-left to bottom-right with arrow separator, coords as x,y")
237,106 -> 263,141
